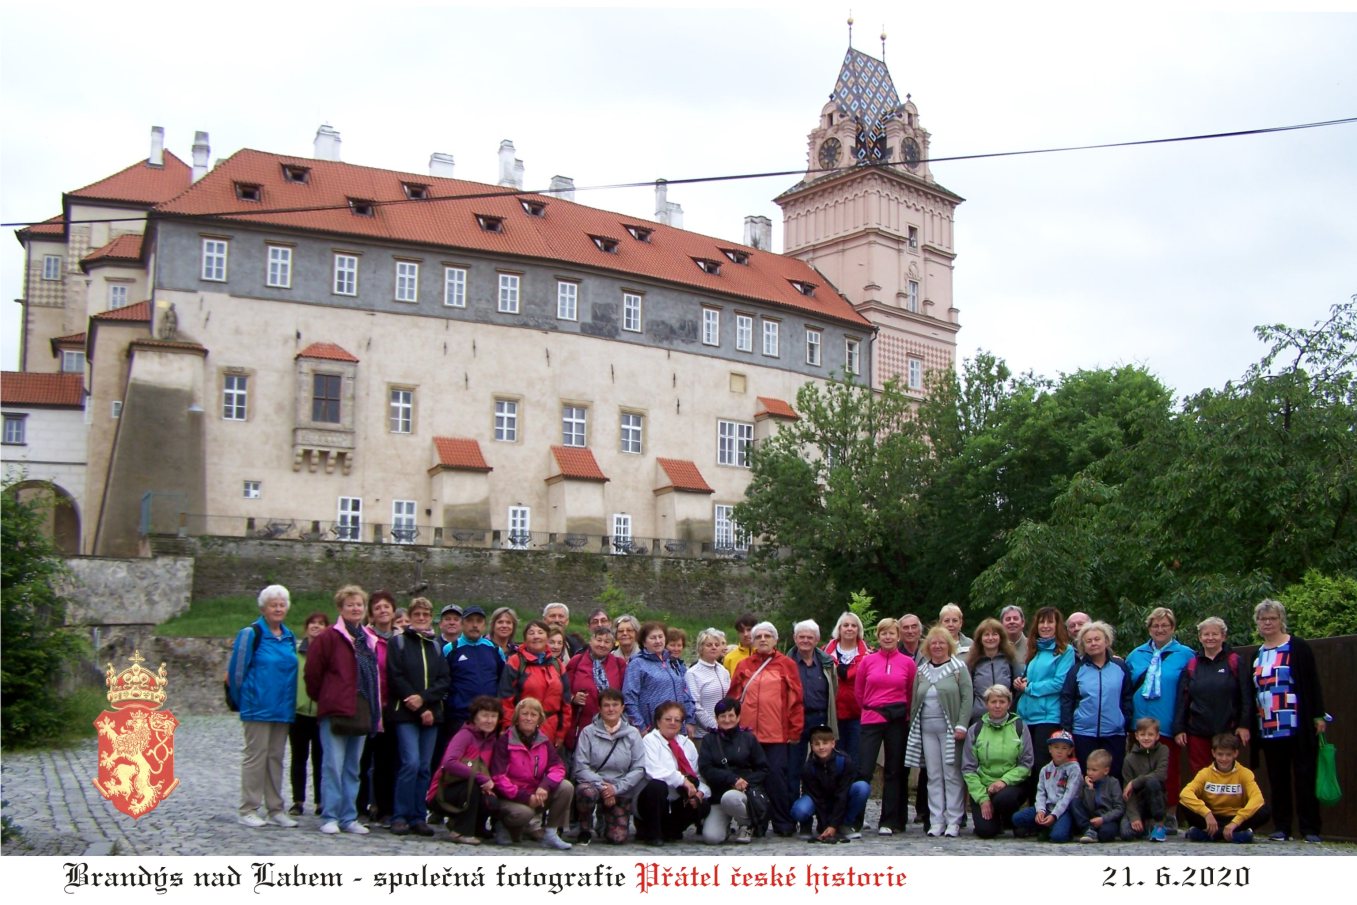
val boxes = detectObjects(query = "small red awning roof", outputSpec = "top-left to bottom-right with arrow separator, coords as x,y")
756,396 -> 799,420
431,437 -> 492,473
0,371 -> 84,407
296,342 -> 359,362
656,457 -> 715,494
548,446 -> 609,482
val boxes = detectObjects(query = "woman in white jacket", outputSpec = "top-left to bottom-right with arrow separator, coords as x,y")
636,701 -> 711,845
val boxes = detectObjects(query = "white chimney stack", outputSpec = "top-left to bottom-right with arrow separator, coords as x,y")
429,152 -> 455,178
655,179 -> 683,228
191,131 -> 211,182
314,124 -> 342,161
548,175 -> 575,201
497,140 -> 523,189
149,126 -> 165,167
743,215 -> 772,251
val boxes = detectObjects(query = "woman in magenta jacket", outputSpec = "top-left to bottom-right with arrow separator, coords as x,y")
489,697 -> 574,849
854,617 -> 917,835
429,695 -> 501,844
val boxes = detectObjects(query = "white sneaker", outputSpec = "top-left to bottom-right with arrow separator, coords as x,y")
845,828 -> 862,841
541,829 -> 572,851
237,813 -> 267,828
877,826 -> 894,836
733,825 -> 754,844
944,824 -> 960,838
927,827 -> 942,837
269,812 -> 299,828
341,821 -> 370,835
318,820 -> 340,835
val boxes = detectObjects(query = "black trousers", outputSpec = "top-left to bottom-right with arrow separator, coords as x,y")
357,729 -> 397,819
971,784 -> 1026,838
288,713 -> 323,810
1182,803 -> 1272,838
1260,735 -> 1321,836
858,717 -> 909,830
636,779 -> 710,843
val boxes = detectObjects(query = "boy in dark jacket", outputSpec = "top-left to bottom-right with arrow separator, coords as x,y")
791,726 -> 871,843
1073,748 -> 1124,843
1120,717 -> 1169,841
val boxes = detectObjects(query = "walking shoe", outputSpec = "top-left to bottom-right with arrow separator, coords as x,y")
845,827 -> 862,840
576,830 -> 592,846
445,831 -> 481,846
1304,834 -> 1323,844
494,825 -> 514,846
541,828 -> 573,851
410,822 -> 435,837
390,820 -> 411,836
926,827 -> 942,837
1149,825 -> 1167,843
877,826 -> 894,836
1186,827 -> 1211,842
1231,829 -> 1254,844
1078,829 -> 1098,844
1268,830 -> 1291,842
318,820 -> 340,835
733,825 -> 754,844
288,803 -> 303,817
1162,813 -> 1178,836
943,824 -> 959,838
269,811 -> 299,828
237,813 -> 267,828
341,822 -> 370,835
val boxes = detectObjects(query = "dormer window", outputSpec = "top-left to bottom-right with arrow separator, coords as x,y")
694,257 -> 722,276
349,198 -> 375,217
592,235 -> 619,254
721,249 -> 750,265
281,164 -> 311,184
476,214 -> 504,233
624,224 -> 652,243
520,199 -> 546,217
234,182 -> 262,202
790,280 -> 816,297
403,183 -> 429,200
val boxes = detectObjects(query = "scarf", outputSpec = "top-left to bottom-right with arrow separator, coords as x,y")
592,655 -> 611,691
344,620 -> 381,734
666,735 -> 697,781
1141,641 -> 1164,701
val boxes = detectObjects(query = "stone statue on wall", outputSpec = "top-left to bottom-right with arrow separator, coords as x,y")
157,304 -> 179,341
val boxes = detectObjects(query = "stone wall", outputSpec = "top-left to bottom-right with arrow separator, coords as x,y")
60,555 -> 195,625
91,630 -> 231,716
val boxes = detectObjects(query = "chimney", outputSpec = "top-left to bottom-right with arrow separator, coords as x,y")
548,175 -> 575,201
149,126 -> 165,167
513,159 -> 525,189
497,140 -> 520,188
429,152 -> 455,178
743,215 -> 772,251
191,131 -> 211,182
655,179 -> 683,229
314,124 -> 342,161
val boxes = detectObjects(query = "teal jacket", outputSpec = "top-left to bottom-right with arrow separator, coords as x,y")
1016,639 -> 1074,725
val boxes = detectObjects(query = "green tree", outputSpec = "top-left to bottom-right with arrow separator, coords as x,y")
1279,571 -> 1357,639
2,486 -> 89,746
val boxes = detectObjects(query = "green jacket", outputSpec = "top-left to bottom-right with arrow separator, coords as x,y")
961,712 -> 1033,804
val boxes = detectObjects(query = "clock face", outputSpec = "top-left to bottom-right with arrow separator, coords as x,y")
904,138 -> 920,168
818,138 -> 842,170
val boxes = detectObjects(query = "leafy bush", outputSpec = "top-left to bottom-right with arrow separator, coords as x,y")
1279,571 -> 1357,639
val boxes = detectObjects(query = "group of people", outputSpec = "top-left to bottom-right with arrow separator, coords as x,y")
225,589 -> 1330,847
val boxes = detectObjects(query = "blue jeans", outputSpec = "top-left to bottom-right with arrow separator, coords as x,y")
1013,805 -> 1074,843
791,780 -> 870,831
319,717 -> 366,826
837,718 -> 861,770
394,721 -> 437,824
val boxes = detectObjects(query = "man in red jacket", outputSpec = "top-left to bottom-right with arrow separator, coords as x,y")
728,621 -> 803,836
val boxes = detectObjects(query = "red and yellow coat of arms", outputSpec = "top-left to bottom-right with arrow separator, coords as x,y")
92,651 -> 180,818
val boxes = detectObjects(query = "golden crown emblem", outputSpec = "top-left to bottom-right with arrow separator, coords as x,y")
103,651 -> 169,709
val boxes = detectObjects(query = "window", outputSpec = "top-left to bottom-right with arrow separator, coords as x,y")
476,214 -> 503,233
506,506 -> 531,548
498,273 -> 520,313
622,293 -> 642,333
625,225 -> 652,242
845,338 -> 861,376
392,500 -> 417,543
722,249 -> 749,265
791,280 -> 815,297
908,226 -> 919,249
223,374 -> 248,420
312,373 -> 342,423
108,284 -> 128,309
736,314 -> 753,352
714,504 -> 748,551
266,245 -> 292,288
334,254 -> 358,295
494,399 -> 518,442
2,414 -> 26,445
443,267 -> 466,307
282,164 -> 310,184
702,308 -> 720,346
337,497 -> 362,541
389,388 -> 413,433
404,183 -> 429,200
694,258 -> 721,275
348,199 -> 375,217
557,281 -> 577,321
717,419 -> 753,467
620,412 -> 643,454
60,350 -> 85,373
806,328 -> 822,366
907,280 -> 920,313
611,514 -> 633,554
242,481 -> 261,500
201,239 -> 228,281
762,320 -> 779,357
908,358 -> 923,390
395,261 -> 419,302
592,236 -> 619,253
562,405 -> 587,447
520,199 -> 545,217
42,255 -> 62,280
235,182 -> 262,202
111,400 -> 122,419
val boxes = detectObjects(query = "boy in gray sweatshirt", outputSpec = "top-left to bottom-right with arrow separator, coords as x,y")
1012,729 -> 1083,843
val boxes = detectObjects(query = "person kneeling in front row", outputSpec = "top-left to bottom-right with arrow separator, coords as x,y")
791,725 -> 871,843
1179,732 -> 1270,843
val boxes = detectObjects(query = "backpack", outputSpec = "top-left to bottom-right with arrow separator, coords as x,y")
224,623 -> 263,712
1186,651 -> 1239,680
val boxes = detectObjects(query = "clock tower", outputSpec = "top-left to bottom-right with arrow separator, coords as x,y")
776,41 -> 963,392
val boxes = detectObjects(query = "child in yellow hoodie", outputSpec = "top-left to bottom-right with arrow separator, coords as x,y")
1179,733 -> 1270,843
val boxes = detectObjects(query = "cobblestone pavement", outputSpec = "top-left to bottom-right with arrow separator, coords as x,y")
2,715 -> 1347,858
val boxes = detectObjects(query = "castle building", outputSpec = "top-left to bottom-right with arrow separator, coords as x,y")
5,46 -> 961,558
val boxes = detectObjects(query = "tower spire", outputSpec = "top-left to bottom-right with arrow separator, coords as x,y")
847,13 -> 854,48
881,27 -> 887,61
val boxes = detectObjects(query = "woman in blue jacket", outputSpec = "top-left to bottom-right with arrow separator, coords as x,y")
623,622 -> 694,731
1060,621 -> 1133,779
227,584 -> 299,828
1125,606 -> 1193,824
1014,607 -> 1074,802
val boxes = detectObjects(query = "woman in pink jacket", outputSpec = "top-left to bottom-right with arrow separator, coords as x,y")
489,697 -> 574,850
429,695 -> 501,844
854,617 -> 917,835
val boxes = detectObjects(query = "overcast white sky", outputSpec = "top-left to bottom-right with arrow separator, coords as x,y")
2,3 -> 1354,399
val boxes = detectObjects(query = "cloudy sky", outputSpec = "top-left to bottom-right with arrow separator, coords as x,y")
2,4 -> 1353,398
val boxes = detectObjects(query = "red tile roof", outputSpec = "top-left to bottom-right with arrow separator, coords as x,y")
431,437 -> 492,472
51,332 -> 86,346
296,342 -> 358,362
154,149 -> 871,329
82,234 -> 143,266
91,300 -> 151,322
15,214 -> 65,243
549,446 -> 609,482
656,457 -> 715,494
756,396 -> 799,420
129,338 -> 207,355
67,152 -> 192,206
1,371 -> 84,407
